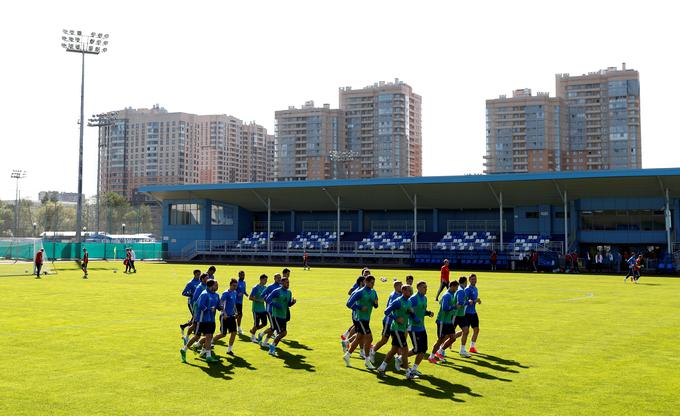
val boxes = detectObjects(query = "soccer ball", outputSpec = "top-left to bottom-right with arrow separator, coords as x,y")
380,277 -> 387,282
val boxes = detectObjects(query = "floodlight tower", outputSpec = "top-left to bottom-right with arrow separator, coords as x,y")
10,170 -> 27,237
60,29 -> 110,243
328,150 -> 358,179
88,111 -> 118,234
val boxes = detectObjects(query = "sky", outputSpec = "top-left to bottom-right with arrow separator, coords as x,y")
1,0 -> 679,201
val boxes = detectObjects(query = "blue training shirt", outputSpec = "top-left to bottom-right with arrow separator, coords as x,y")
181,278 -> 201,304
221,289 -> 238,317
236,280 -> 248,305
191,283 -> 207,307
383,290 -> 402,324
196,290 -> 221,323
263,282 -> 281,313
465,285 -> 478,314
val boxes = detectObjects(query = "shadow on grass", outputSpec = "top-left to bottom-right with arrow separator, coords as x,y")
273,348 -> 316,372
281,339 -> 313,351
475,353 -> 529,369
440,360 -> 512,382
466,357 -> 519,373
184,353 -> 257,380
635,282 -> 661,286
352,367 -> 480,402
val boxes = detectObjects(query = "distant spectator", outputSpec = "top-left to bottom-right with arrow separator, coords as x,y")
595,252 -> 603,272
490,250 -> 497,271
530,250 -> 538,272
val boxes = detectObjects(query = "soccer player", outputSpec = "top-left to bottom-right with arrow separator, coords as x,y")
213,278 -> 238,354
435,259 -> 450,301
235,270 -> 249,334
341,271 -> 369,349
369,280 -> 403,360
259,273 -> 282,346
450,276 -> 471,357
81,248 -> 89,279
129,248 -> 137,273
633,254 -> 644,283
184,273 -> 209,345
405,274 -> 414,287
206,265 -> 217,280
265,276 -> 296,356
624,253 -> 636,282
428,280 -> 458,363
344,275 -> 378,369
249,274 -> 269,342
180,279 -> 221,363
34,248 -> 44,279
376,284 -> 417,379
180,269 -> 202,340
407,281 -> 434,376
303,251 -> 310,270
465,274 -> 482,353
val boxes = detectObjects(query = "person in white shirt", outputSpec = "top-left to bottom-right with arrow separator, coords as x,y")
129,248 -> 137,273
595,252 -> 603,272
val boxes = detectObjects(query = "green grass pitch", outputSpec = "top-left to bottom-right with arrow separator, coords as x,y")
1,261 -> 679,415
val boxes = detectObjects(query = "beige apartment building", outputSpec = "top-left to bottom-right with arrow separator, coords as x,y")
484,89 -> 567,174
99,105 -> 274,203
485,65 -> 641,173
339,79 -> 422,178
274,101 -> 344,181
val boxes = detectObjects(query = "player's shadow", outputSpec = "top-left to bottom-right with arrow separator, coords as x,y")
440,360 -> 512,382
476,353 -> 529,369
184,354 -> 256,379
467,357 -> 519,373
281,339 -> 313,351
353,367 -> 480,402
274,349 -> 316,372
635,282 -> 661,286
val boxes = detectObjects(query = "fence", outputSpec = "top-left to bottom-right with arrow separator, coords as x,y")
446,220 -> 506,233
40,242 -> 166,260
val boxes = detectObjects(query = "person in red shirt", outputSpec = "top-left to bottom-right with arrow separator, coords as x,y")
490,250 -> 497,271
34,248 -> 44,279
303,251 -> 310,271
435,259 -> 450,302
81,248 -> 89,279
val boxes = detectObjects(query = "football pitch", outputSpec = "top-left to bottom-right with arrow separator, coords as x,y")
1,262 -> 678,415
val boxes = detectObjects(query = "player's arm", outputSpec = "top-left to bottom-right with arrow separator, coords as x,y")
442,294 -> 456,312
288,292 -> 296,307
384,299 -> 400,316
266,289 -> 282,308
248,286 -> 259,302
181,282 -> 193,297
373,293 -> 379,309
346,290 -> 362,310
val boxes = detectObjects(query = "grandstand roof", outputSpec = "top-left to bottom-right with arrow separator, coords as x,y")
141,168 -> 680,211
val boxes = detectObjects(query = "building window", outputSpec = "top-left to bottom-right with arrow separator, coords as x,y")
525,211 -> 539,219
211,204 -> 234,225
169,203 -> 202,225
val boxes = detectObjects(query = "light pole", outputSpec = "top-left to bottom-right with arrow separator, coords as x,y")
122,223 -> 126,235
328,150 -> 358,179
60,29 -> 110,243
33,222 -> 37,237
88,111 -> 118,235
10,170 -> 27,237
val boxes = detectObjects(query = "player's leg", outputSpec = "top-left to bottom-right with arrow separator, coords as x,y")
469,314 -> 480,353
227,317 -> 237,354
269,318 -> 286,356
435,281 -> 446,301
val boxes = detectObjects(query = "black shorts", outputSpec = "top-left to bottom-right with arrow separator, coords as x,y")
272,317 -> 287,333
437,322 -> 455,338
409,330 -> 428,354
197,321 -> 216,336
381,318 -> 393,337
391,330 -> 407,347
236,303 -> 243,315
354,320 -> 371,335
466,313 -> 479,328
187,302 -> 193,315
253,311 -> 267,327
453,315 -> 469,330
82,262 -> 88,270
220,316 -> 237,335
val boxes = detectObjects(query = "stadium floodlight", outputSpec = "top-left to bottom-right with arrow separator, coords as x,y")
60,29 -> 111,243
10,170 -> 27,238
329,150 -> 359,179
88,111 -> 119,234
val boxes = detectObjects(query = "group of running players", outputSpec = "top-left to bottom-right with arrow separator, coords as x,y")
178,266 -> 296,363
340,260 -> 481,380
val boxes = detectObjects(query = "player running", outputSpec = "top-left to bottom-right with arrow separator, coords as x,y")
343,275 -> 378,369
465,274 -> 482,353
449,276 -> 471,357
376,285 -> 418,380
235,271 -> 249,334
179,269 -> 202,341
624,253 -> 636,282
369,280 -> 403,361
249,274 -> 269,342
213,278 -> 238,355
265,276 -> 296,356
81,248 -> 89,279
435,259 -> 450,301
180,279 -> 221,363
341,270 -> 370,350
303,252 -> 310,270
633,254 -> 643,283
407,281 -> 434,377
428,280 -> 458,363
258,273 -> 282,346
184,273 -> 209,346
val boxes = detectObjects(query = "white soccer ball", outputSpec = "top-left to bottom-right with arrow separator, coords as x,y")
380,277 -> 387,282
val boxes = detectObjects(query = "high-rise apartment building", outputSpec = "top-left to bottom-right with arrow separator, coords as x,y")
274,101 -> 344,181
99,105 -> 274,203
485,64 -> 641,173
339,79 -> 422,178
484,89 -> 566,173
556,65 -> 641,170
